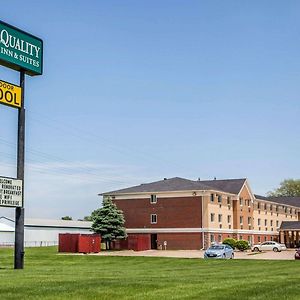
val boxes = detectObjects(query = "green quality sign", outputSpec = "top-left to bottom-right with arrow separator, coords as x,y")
0,20 -> 43,76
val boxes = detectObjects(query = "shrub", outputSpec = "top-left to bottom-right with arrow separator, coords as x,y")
235,240 -> 250,251
222,238 -> 236,249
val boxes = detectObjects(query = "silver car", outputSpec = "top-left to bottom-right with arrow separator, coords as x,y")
252,241 -> 287,252
204,244 -> 234,259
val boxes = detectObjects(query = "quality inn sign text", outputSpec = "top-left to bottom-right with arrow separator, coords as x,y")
0,20 -> 43,76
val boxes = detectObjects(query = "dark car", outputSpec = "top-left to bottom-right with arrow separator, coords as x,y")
295,249 -> 300,260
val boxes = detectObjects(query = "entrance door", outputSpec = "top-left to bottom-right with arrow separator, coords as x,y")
151,234 -> 157,249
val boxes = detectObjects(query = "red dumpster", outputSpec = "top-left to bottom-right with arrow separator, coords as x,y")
58,233 -> 101,253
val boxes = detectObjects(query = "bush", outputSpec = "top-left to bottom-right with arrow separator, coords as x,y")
235,240 -> 250,251
222,238 -> 237,249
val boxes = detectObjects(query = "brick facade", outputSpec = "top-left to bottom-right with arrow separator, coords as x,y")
114,196 -> 202,229
157,233 -> 202,250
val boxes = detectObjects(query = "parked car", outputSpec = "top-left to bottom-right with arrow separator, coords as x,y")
295,249 -> 300,260
204,244 -> 234,259
252,241 -> 286,252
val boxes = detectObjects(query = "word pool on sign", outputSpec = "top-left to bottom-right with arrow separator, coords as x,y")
0,80 -> 22,108
0,20 -> 43,76
0,176 -> 22,208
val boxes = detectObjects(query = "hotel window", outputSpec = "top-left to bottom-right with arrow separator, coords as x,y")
219,224 -> 222,229
276,220 -> 279,227
257,202 -> 260,209
258,236 -> 261,242
210,213 -> 215,222
258,218 -> 261,226
247,200 -> 251,207
151,214 -> 157,224
240,216 -> 243,224
150,194 -> 157,204
264,203 -> 267,210
229,224 -> 232,229
227,215 -> 231,223
218,214 -> 222,223
239,235 -> 243,240
227,197 -> 230,205
264,236 -> 267,241
270,220 -> 273,226
276,206 -> 278,212
210,234 -> 215,243
290,208 -> 292,214
210,194 -> 214,202
284,207 -> 287,213
239,198 -> 243,206
264,219 -> 267,226
218,234 -> 222,242
218,195 -> 222,203
270,205 -> 273,211
248,217 -> 251,225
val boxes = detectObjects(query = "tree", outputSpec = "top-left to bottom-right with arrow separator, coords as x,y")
83,215 -> 92,221
91,197 -> 127,249
61,216 -> 72,220
78,216 -> 93,221
268,179 -> 300,197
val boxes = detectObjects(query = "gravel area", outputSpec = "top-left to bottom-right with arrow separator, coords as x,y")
92,249 -> 297,260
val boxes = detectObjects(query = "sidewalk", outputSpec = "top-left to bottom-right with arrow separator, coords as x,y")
92,249 -> 296,260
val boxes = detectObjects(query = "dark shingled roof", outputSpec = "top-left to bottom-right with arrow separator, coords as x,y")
102,177 -> 213,195
280,221 -> 300,230
255,195 -> 300,208
198,178 -> 246,195
102,177 -> 247,195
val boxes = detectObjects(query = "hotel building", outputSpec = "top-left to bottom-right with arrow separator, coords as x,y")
101,177 -> 300,249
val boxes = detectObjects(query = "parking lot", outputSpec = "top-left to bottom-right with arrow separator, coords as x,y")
94,249 -> 297,260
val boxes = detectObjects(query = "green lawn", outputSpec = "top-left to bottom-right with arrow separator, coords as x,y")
0,247 -> 299,300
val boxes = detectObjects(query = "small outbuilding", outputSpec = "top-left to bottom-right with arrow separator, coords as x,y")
0,216 -> 92,247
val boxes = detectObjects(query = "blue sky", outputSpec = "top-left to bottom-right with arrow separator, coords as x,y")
0,1 -> 299,219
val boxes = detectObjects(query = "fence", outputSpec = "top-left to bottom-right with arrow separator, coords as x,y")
0,241 -> 58,247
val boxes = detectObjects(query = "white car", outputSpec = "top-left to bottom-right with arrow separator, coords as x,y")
252,241 -> 287,252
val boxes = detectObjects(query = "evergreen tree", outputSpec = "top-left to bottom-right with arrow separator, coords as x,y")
91,197 -> 127,249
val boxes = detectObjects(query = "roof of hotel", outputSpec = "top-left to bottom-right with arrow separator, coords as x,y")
197,178 -> 246,195
280,221 -> 300,230
102,177 -> 247,195
255,195 -> 300,208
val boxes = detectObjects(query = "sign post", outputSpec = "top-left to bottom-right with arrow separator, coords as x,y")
0,20 -> 43,269
15,70 -> 25,269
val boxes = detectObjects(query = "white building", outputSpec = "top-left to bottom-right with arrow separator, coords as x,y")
0,216 -> 92,247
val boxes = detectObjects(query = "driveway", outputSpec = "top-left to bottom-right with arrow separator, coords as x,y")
93,249 -> 296,260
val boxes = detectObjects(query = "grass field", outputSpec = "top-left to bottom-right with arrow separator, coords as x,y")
0,247 -> 299,300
